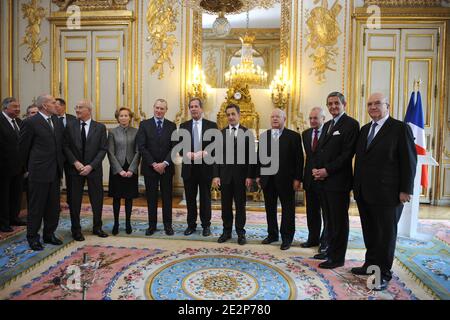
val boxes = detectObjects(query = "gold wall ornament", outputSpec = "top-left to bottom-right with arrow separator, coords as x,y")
204,49 -> 218,88
305,0 -> 342,84
146,0 -> 179,79
52,0 -> 130,11
21,0 -> 48,71
187,65 -> 211,101
363,0 -> 442,6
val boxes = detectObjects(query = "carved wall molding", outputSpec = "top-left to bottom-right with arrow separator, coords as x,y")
146,0 -> 179,80
364,0 -> 442,7
21,0 -> 48,70
52,0 -> 130,11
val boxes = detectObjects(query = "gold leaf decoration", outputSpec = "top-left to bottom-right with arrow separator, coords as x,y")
21,0 -> 48,71
146,0 -> 179,80
305,0 -> 342,84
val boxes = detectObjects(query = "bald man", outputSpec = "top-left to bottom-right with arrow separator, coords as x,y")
19,94 -> 64,250
257,109 -> 303,250
63,100 -> 108,241
353,92 -> 417,291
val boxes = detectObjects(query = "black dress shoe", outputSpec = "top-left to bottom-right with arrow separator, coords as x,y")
372,279 -> 389,291
300,241 -> 319,248
202,227 -> 211,237
112,224 -> 119,236
10,219 -> 27,226
0,226 -> 14,233
184,227 -> 196,236
73,233 -> 85,241
145,227 -> 157,236
43,234 -> 63,245
217,233 -> 231,243
237,235 -> 246,245
280,242 -> 291,250
93,229 -> 108,238
313,252 -> 328,260
261,237 -> 279,244
351,265 -> 370,276
126,223 -> 132,235
318,260 -> 345,269
29,241 -> 44,251
165,226 -> 174,236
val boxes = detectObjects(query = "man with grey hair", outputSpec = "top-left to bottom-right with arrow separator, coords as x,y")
19,94 -> 65,251
301,107 -> 328,253
257,108 -> 303,250
25,104 -> 39,118
63,99 -> 108,240
312,92 -> 359,269
0,97 -> 26,232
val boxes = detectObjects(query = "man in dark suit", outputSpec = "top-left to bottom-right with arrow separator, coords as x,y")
137,99 -> 177,236
179,97 -> 218,237
353,92 -> 417,291
0,97 -> 26,232
312,92 -> 359,269
63,99 -> 108,241
257,108 -> 303,250
301,107 -> 328,253
55,98 -> 77,211
19,94 -> 65,251
212,104 -> 255,245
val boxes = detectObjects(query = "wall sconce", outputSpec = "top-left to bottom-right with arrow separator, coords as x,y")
188,65 -> 211,101
269,65 -> 291,109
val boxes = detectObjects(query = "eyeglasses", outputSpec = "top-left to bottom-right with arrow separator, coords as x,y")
74,105 -> 86,110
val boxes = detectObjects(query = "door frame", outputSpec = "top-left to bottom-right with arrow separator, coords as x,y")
350,7 -> 450,204
48,10 -> 135,124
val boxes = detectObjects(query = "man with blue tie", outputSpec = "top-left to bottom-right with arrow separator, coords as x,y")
301,107 -> 328,254
137,99 -> 177,236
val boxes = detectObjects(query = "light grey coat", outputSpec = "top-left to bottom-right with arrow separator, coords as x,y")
107,126 -> 140,175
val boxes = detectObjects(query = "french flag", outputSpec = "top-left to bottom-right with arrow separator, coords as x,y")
404,91 -> 428,188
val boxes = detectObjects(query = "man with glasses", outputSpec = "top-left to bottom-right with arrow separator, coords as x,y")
0,97 -> 26,232
63,100 -> 108,241
352,92 -> 417,291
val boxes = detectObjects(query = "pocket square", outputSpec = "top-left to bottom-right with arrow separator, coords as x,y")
332,130 -> 341,136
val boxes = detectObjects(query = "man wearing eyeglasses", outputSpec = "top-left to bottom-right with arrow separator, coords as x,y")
352,92 -> 417,291
63,100 -> 108,241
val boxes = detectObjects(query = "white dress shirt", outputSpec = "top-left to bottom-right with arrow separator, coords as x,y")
311,124 -> 324,146
2,111 -> 19,131
80,118 -> 92,137
38,111 -> 54,129
228,123 -> 240,137
369,113 -> 390,139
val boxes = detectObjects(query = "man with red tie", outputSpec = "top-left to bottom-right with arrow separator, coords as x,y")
301,107 -> 328,254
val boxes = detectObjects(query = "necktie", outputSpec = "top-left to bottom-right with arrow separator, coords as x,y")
59,116 -> 66,127
366,122 -> 378,149
232,127 -> 237,163
193,121 -> 201,152
312,129 -> 319,152
272,130 -> 279,140
231,126 -> 237,137
81,122 -> 87,161
157,120 -> 163,137
327,120 -> 335,135
47,118 -> 54,132
11,119 -> 20,136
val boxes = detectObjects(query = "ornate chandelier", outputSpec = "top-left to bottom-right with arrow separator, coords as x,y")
179,0 -> 280,37
224,33 -> 267,87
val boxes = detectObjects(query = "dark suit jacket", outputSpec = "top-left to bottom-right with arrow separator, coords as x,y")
63,119 -> 108,177
212,125 -> 256,183
19,113 -> 64,183
179,118 -> 218,180
354,117 -> 417,205
257,128 -> 303,189
302,127 -> 327,191
0,113 -> 22,177
314,113 -> 360,192
136,117 -> 177,176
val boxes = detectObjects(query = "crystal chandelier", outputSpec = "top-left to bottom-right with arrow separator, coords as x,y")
270,65 -> 291,109
224,11 -> 267,87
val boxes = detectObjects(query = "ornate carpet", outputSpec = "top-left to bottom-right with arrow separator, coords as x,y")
0,204 -> 448,300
